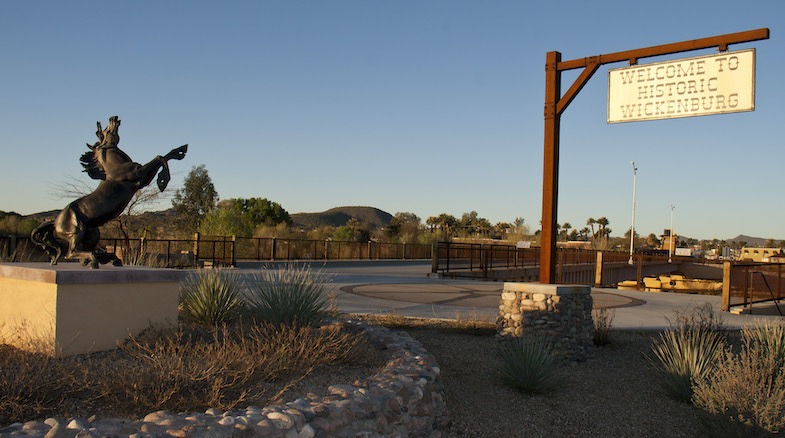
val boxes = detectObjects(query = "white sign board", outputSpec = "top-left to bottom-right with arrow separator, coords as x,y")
608,49 -> 755,123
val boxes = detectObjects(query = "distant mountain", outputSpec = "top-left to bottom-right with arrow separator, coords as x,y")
291,206 -> 393,230
726,235 -> 782,247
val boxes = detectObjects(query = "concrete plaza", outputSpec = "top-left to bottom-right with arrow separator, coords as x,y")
237,260 -> 784,330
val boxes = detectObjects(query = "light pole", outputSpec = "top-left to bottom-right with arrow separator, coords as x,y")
668,204 -> 675,263
628,162 -> 637,265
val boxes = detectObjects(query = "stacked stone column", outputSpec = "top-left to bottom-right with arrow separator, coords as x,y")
497,283 -> 594,362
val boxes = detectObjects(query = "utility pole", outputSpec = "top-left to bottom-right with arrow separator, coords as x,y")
628,162 -> 637,265
669,204 -> 675,263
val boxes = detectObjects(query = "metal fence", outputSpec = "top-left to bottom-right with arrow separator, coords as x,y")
723,262 -> 784,315
1,234 -> 433,267
432,241 -> 679,286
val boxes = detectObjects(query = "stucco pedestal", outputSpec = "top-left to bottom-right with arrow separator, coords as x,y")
0,263 -> 184,356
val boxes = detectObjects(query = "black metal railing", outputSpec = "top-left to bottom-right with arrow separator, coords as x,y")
1,234 -> 433,267
723,262 -> 784,315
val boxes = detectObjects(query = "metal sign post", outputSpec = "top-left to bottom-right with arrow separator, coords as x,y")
539,28 -> 769,284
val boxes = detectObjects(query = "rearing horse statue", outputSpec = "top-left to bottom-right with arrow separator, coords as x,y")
32,116 -> 187,268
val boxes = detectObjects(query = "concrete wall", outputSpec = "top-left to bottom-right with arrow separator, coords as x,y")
0,263 -> 183,356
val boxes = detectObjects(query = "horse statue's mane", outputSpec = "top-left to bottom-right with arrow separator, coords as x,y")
31,116 -> 187,268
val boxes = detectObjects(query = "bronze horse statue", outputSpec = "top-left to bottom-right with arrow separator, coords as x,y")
32,116 -> 187,268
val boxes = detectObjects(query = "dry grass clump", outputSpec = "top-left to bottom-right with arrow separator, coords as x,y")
0,322 -> 383,425
693,322 -> 785,435
593,307 -> 615,346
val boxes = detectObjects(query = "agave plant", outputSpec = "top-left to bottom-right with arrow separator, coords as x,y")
179,269 -> 245,326
496,335 -> 564,394
245,264 -> 332,327
650,326 -> 726,403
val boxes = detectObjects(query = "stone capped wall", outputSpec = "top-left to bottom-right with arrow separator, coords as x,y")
497,282 -> 594,362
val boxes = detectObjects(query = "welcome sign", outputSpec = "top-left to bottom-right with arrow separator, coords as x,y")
608,49 -> 755,123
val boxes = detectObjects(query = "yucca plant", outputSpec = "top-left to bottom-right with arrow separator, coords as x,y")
650,327 -> 726,403
244,264 -> 332,327
179,269 -> 245,326
496,335 -> 564,394
742,321 -> 785,376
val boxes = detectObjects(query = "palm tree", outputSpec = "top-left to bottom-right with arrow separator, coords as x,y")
586,217 -> 596,237
596,217 -> 610,238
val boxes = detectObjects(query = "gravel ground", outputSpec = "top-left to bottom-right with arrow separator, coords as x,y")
410,328 -> 705,437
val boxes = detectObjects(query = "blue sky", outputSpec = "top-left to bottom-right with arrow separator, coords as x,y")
0,1 -> 782,240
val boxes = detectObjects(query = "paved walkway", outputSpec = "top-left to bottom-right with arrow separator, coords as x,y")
237,260 -> 784,330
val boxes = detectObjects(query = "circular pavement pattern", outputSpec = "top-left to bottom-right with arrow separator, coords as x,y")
342,283 -> 645,309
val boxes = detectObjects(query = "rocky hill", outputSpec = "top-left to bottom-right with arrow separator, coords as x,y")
291,206 -> 393,230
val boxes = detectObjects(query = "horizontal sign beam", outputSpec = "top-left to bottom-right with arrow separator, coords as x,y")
608,49 -> 755,123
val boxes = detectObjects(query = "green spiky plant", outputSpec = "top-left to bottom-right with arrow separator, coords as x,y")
496,335 -> 564,394
650,326 -> 726,403
245,264 -> 332,327
179,269 -> 245,326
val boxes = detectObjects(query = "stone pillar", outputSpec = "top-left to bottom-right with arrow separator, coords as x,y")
497,282 -> 594,362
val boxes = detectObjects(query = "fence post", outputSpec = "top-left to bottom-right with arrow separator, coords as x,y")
193,232 -> 200,262
324,239 -> 330,260
636,255 -> 643,291
594,251 -> 603,287
367,241 -> 372,260
721,261 -> 731,312
402,242 -> 407,260
431,244 -> 439,274
271,237 -> 277,261
139,236 -> 146,261
231,235 -> 237,267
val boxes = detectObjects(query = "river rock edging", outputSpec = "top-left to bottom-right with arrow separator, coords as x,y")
0,321 -> 448,438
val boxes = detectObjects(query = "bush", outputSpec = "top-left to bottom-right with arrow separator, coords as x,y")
650,326 -> 726,403
180,269 -> 245,325
245,264 -> 332,326
593,307 -> 615,346
496,335 -> 564,394
0,322 -> 381,423
693,322 -> 785,435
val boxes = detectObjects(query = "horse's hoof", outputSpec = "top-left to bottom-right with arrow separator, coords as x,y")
112,259 -> 123,267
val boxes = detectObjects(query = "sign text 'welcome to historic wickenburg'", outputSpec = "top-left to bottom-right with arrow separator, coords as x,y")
607,49 -> 755,123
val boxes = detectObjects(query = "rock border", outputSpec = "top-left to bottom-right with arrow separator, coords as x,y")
0,321 -> 448,438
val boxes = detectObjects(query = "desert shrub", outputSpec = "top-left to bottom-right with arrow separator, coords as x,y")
0,322 -> 381,423
180,269 -> 245,325
0,345 -> 75,425
84,323 -> 377,416
245,264 -> 332,326
693,322 -> 785,435
650,326 -> 726,403
496,335 -> 564,394
593,307 -> 615,346
667,302 -> 726,333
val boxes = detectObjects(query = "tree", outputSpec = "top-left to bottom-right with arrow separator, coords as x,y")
586,217 -> 597,237
199,197 -> 290,237
386,212 -> 422,243
426,213 -> 458,241
595,217 -> 611,238
172,164 -> 218,233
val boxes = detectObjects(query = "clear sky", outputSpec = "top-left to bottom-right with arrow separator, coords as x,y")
1,1 -> 782,241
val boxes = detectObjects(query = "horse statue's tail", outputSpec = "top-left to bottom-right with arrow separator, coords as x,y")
31,222 -> 63,265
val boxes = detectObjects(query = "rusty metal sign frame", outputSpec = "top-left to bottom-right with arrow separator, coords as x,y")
540,28 -> 770,284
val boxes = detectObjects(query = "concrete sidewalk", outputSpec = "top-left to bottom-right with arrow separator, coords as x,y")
236,260 -> 784,330
333,280 -> 783,329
